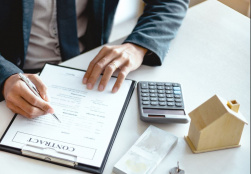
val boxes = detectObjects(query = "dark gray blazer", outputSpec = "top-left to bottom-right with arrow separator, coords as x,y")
0,0 -> 189,101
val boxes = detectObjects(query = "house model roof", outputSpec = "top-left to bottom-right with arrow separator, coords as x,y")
188,95 -> 248,131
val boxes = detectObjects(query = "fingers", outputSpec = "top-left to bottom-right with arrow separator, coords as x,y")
86,56 -> 118,90
20,82 -> 54,114
27,74 -> 49,101
83,46 -> 124,90
83,46 -> 129,91
6,82 -> 54,117
3,73 -> 54,119
82,47 -> 108,84
7,101 -> 31,118
82,43 -> 146,92
98,60 -> 125,91
6,99 -> 45,119
112,66 -> 130,93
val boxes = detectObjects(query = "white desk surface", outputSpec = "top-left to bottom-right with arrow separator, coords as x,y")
0,0 -> 250,173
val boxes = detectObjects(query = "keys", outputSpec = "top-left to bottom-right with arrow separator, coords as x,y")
142,97 -> 149,101
169,161 -> 185,174
167,98 -> 174,102
142,101 -> 150,105
159,102 -> 166,106
150,93 -> 157,97
158,94 -> 165,98
138,81 -> 188,123
141,89 -> 149,93
159,98 -> 166,101
173,87 -> 181,91
141,83 -> 148,89
167,94 -> 174,98
142,93 -> 149,97
168,102 -> 175,106
151,101 -> 158,105
139,82 -> 183,108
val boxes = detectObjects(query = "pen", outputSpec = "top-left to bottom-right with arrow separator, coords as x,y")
18,73 -> 61,123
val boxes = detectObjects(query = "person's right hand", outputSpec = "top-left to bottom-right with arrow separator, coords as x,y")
2,73 -> 54,118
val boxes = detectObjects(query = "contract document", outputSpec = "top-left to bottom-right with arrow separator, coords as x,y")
0,64 -> 136,173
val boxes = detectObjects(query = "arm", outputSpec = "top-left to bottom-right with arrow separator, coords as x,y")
124,0 -> 189,65
83,0 -> 189,92
0,54 -> 54,118
0,54 -> 23,101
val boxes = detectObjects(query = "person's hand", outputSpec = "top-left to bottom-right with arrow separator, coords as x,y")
82,43 -> 147,92
2,73 -> 54,118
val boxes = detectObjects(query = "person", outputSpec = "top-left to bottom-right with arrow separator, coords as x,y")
0,0 -> 189,118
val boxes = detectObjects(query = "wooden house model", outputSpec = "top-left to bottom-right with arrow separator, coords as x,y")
185,95 -> 248,153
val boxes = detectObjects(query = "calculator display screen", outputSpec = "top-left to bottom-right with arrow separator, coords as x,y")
143,109 -> 185,115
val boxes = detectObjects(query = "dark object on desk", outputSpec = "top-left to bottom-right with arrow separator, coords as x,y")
169,161 -> 185,174
137,81 -> 188,123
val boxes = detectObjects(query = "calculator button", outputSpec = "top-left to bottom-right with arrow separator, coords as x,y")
157,86 -> 164,90
175,99 -> 182,102
149,86 -> 157,89
167,102 -> 175,106
175,103 -> 182,107
164,83 -> 172,86
156,82 -> 164,86
167,98 -> 174,102
165,86 -> 173,90
159,102 -> 166,106
149,89 -> 157,93
174,94 -> 181,98
158,94 -> 165,98
165,90 -> 173,94
141,82 -> 148,89
159,98 -> 166,101
150,93 -> 157,97
157,90 -> 164,93
150,97 -> 157,101
142,97 -> 149,101
142,101 -> 150,105
151,101 -> 158,105
166,94 -> 174,98
173,87 -> 181,91
141,89 -> 149,93
142,93 -> 149,97
173,83 -> 180,87
149,82 -> 156,86
174,91 -> 181,95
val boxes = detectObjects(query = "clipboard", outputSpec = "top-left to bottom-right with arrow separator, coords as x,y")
0,64 -> 136,174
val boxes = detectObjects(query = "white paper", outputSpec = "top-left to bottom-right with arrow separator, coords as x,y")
0,64 -> 133,167
113,125 -> 178,174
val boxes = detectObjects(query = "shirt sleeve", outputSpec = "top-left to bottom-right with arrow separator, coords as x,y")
123,0 -> 189,66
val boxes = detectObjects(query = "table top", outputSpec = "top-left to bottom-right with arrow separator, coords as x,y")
0,0 -> 250,173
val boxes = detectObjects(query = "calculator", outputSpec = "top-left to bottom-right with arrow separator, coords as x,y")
137,81 -> 188,123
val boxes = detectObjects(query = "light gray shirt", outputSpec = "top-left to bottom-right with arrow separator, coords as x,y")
24,0 -> 88,69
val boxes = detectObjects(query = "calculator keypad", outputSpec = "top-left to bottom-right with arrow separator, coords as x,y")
139,82 -> 184,109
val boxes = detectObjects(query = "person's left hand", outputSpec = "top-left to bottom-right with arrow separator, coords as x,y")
82,43 -> 147,93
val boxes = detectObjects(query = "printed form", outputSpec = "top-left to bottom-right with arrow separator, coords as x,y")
0,64 -> 133,167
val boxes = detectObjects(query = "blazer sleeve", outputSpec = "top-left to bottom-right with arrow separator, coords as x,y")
124,0 -> 189,66
0,54 -> 23,101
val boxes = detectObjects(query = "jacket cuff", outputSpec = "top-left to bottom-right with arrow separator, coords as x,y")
0,55 -> 23,101
123,36 -> 164,66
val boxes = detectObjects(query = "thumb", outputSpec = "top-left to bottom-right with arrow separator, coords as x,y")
27,74 -> 49,101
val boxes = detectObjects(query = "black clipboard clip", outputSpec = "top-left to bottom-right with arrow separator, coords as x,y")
21,143 -> 78,167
